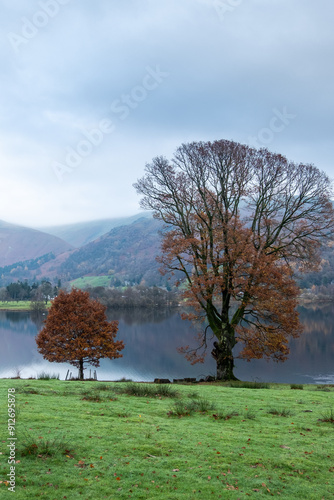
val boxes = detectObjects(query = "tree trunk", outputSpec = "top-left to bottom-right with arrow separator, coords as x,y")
206,306 -> 238,380
211,337 -> 238,381
78,359 -> 84,380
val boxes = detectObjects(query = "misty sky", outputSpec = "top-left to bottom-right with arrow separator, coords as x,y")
0,0 -> 333,227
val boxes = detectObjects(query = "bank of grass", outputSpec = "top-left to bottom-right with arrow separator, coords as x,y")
0,301 -> 32,311
0,301 -> 51,311
0,380 -> 333,499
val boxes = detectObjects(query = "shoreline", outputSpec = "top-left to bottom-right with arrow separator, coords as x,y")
0,377 -> 331,386
1,297 -> 333,312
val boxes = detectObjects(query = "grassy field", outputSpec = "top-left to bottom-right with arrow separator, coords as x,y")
0,301 -> 33,311
0,301 -> 51,311
70,276 -> 111,289
0,379 -> 333,499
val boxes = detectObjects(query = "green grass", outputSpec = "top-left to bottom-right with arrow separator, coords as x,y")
229,380 -> 271,389
290,384 -> 304,390
0,301 -> 51,311
36,372 -> 60,381
0,301 -> 33,311
113,382 -> 179,399
0,380 -> 333,498
70,276 -> 111,289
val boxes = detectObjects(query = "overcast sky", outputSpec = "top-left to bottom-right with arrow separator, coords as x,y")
0,0 -> 333,227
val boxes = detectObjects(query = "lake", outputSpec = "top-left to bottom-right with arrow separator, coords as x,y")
0,305 -> 333,384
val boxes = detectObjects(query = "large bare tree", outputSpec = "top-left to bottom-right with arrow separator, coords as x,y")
134,140 -> 334,380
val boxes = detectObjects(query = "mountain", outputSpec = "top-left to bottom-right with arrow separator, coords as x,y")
1,214 -> 334,291
38,212 -> 153,247
0,220 -> 74,267
0,217 -> 166,287
58,217 -> 168,287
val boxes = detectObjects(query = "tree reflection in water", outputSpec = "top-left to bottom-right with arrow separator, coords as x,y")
0,306 -> 333,383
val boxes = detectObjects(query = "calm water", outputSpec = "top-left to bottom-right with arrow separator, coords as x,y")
0,305 -> 333,384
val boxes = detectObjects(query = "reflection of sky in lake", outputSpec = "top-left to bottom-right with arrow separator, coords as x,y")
0,306 -> 333,384
0,309 -> 216,381
234,305 -> 334,384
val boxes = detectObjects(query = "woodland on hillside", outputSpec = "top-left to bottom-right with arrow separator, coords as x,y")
1,216 -> 334,297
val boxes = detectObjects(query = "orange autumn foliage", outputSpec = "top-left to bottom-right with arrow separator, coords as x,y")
35,288 -> 124,379
161,215 -> 302,363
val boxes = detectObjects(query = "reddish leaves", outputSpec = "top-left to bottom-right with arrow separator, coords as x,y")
35,288 -> 124,377
134,139 -> 334,377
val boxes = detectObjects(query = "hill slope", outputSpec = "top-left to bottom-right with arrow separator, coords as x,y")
38,212 -> 153,247
1,215 -> 334,292
0,220 -> 74,267
59,217 -> 168,286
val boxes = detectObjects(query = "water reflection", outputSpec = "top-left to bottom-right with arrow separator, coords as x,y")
234,304 -> 334,384
0,309 -> 216,381
106,307 -> 177,326
0,306 -> 333,383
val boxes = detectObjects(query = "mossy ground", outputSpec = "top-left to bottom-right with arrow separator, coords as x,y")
0,379 -> 333,499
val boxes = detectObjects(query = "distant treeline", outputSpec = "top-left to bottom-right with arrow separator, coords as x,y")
0,281 -> 180,309
86,285 -> 180,308
0,279 -> 60,303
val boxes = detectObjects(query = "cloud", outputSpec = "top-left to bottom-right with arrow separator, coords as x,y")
0,0 -> 333,226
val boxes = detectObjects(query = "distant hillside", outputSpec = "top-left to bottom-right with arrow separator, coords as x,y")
59,217 -> 170,287
0,220 -> 74,267
3,213 -> 332,292
0,217 -> 165,286
38,212 -> 153,247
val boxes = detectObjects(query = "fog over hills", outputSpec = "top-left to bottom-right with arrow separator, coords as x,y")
0,220 -> 74,267
0,214 -> 165,287
38,212 -> 153,248
2,210 -> 332,292
58,217 -> 165,287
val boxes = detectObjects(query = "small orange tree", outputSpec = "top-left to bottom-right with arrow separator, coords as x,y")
35,288 -> 124,379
